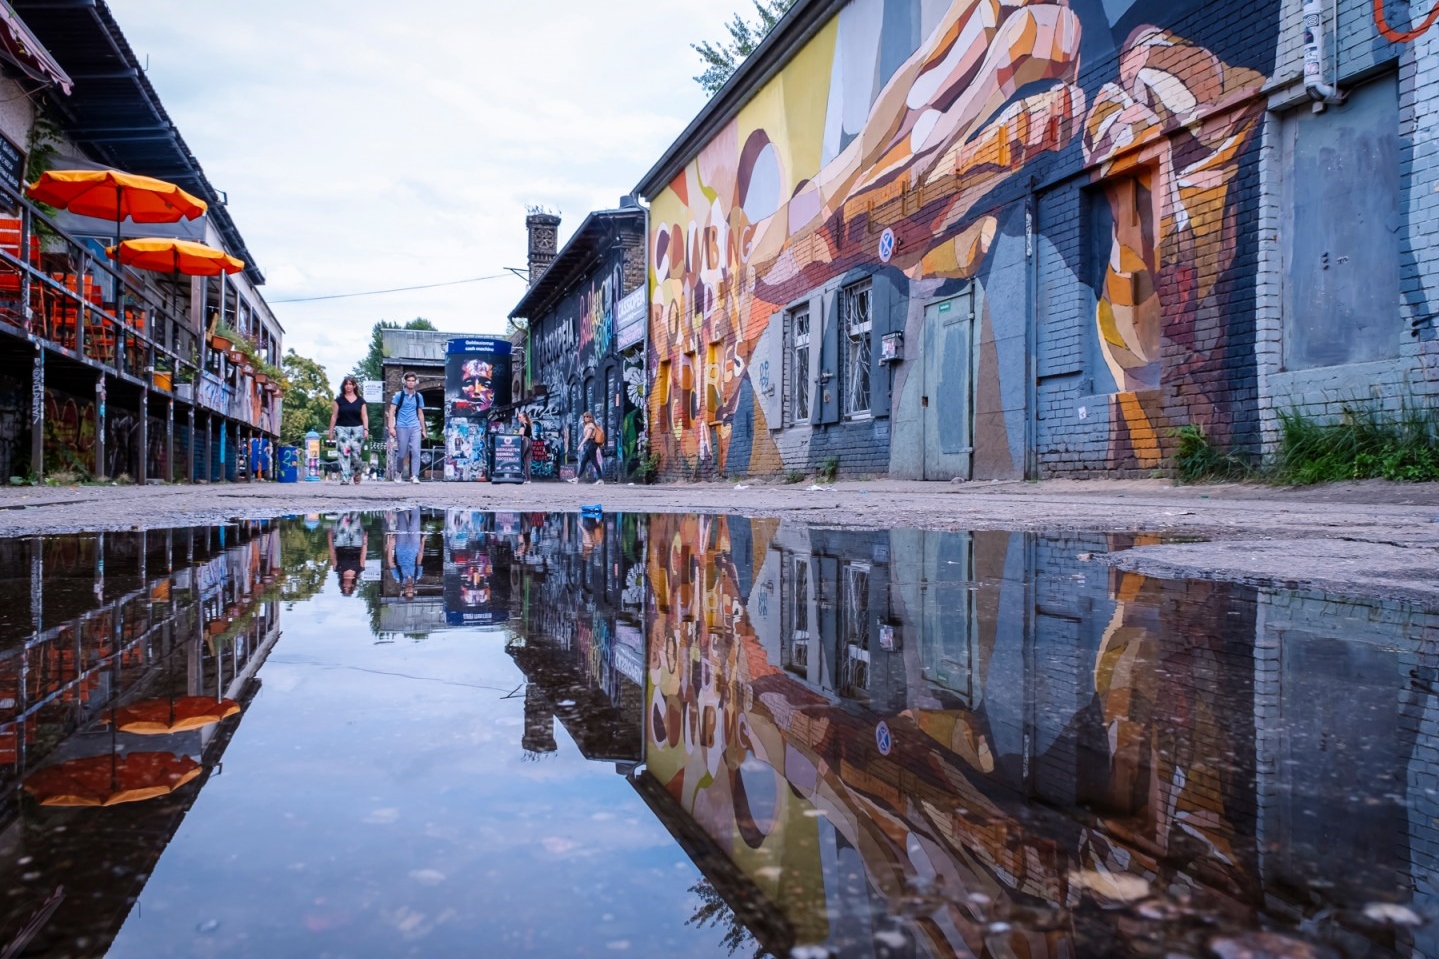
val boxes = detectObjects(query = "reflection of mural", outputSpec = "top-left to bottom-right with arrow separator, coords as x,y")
645,0 -> 1279,477
639,518 -> 1430,958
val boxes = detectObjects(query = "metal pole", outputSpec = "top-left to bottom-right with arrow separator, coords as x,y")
138,386 -> 149,483
167,397 -> 175,483
95,374 -> 107,480
30,347 -> 43,480
187,405 -> 196,483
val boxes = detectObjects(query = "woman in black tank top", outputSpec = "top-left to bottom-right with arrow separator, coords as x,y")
329,376 -> 370,483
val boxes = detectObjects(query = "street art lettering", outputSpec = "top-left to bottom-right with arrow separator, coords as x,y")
647,0 -> 1279,476
43,389 -> 95,474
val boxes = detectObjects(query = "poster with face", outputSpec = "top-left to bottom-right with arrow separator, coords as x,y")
444,337 -> 513,418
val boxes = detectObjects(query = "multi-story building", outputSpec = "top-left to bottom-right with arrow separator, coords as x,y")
634,0 -> 1437,481
509,204 -> 648,480
0,0 -> 282,482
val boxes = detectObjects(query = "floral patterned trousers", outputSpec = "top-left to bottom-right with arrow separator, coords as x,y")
335,425 -> 366,482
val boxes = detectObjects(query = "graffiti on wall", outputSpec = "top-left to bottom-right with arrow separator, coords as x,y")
647,0 -> 1278,476
43,389 -> 96,475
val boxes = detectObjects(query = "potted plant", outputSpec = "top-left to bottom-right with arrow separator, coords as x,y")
209,317 -> 238,353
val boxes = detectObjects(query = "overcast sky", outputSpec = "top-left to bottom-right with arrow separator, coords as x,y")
117,0 -> 741,384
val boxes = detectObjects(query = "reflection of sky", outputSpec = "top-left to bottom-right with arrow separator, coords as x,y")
106,578 -> 730,957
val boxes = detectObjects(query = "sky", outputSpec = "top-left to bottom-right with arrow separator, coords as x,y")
115,0 -> 745,386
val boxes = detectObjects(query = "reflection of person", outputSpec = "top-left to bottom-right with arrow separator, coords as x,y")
580,516 -> 603,557
329,376 -> 369,485
517,411 -> 534,483
327,513 -> 368,597
386,507 -> 425,601
387,372 -> 425,484
568,411 -> 602,485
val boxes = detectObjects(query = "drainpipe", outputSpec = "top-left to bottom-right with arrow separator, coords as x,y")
1303,0 -> 1346,108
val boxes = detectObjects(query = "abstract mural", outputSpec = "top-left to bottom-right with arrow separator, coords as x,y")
644,0 -> 1281,478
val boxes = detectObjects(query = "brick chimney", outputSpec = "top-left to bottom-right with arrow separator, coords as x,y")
525,208 -> 561,287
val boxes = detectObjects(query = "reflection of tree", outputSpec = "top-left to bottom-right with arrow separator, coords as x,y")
686,880 -> 769,959
278,522 -> 331,603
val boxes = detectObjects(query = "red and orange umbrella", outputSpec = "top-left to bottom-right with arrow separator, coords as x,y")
108,237 -> 244,277
23,751 -> 201,807
27,169 -> 206,225
108,696 -> 240,735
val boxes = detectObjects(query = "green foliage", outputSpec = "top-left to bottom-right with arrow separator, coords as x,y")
280,349 -> 335,445
1168,424 -> 1251,484
1273,404 -> 1439,484
631,451 -> 662,483
817,456 -> 839,483
692,0 -> 797,95
784,469 -> 806,484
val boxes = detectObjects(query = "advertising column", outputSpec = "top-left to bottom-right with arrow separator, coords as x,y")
443,337 -> 512,482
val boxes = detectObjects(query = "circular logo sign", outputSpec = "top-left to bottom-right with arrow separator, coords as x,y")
875,720 -> 893,756
878,228 -> 896,263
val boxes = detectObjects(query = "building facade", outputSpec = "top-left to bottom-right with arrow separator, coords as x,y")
510,205 -> 648,480
635,0 -> 1437,481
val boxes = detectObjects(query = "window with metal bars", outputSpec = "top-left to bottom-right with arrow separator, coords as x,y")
790,307 -> 810,423
781,555 -> 810,679
841,280 -> 871,418
838,561 -> 870,696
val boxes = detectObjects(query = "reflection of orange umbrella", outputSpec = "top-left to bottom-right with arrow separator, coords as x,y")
23,752 -> 201,807
108,696 -> 240,734
108,237 -> 244,277
27,169 -> 206,225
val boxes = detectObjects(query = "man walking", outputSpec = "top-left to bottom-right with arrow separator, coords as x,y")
387,372 -> 426,483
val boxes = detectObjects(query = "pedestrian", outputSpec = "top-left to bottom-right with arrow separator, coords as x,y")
517,410 -> 534,483
386,506 -> 425,601
387,372 -> 426,484
328,512 -> 367,596
569,411 -> 603,485
329,376 -> 369,485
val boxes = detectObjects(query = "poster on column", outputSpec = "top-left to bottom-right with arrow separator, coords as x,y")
443,337 -> 512,482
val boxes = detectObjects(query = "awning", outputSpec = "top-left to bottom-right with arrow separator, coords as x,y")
0,3 -> 71,93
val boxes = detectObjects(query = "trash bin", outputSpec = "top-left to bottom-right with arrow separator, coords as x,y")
277,446 -> 301,483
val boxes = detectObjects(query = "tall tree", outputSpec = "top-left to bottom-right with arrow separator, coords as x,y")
281,349 -> 335,445
351,317 -> 437,383
692,0 -> 796,96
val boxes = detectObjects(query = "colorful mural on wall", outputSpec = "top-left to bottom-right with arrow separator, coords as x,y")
639,518 -> 1428,956
646,0 -> 1280,477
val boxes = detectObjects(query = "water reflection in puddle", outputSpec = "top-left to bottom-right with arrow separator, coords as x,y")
0,511 -> 1435,958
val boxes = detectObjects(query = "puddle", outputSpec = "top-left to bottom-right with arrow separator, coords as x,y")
0,511 -> 1435,957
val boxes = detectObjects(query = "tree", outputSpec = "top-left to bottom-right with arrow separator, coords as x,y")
351,317 -> 437,383
280,349 -> 335,445
692,0 -> 796,96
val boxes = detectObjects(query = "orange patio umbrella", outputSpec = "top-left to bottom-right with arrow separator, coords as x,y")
27,169 -> 207,226
108,237 -> 244,277
107,696 -> 240,735
23,751 -> 202,807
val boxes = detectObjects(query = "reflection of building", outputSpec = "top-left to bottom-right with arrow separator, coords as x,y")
443,510 -> 510,626
503,511 -> 647,766
0,523 -> 285,955
639,516 -> 1439,958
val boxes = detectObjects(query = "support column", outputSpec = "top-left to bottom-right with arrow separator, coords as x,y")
29,348 -> 43,480
138,387 -> 149,483
167,398 -> 175,484
187,405 -> 196,483
95,374 -> 107,481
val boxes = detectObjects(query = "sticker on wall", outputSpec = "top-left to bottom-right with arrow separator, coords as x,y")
1078,406 -> 1088,420
878,228 -> 896,263
875,720 -> 893,756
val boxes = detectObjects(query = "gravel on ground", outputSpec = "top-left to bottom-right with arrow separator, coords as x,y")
3,476 -> 1439,605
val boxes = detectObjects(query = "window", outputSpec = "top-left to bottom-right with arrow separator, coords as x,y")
681,352 -> 697,428
790,307 -> 810,423
705,341 -> 723,422
838,561 -> 870,697
841,280 -> 872,418
782,556 -> 810,679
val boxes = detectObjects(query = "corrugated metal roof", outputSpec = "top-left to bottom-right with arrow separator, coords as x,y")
13,0 -> 264,285
380,329 -> 470,364
508,207 -> 643,320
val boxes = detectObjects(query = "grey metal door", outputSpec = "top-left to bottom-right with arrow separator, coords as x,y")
922,291 -> 974,480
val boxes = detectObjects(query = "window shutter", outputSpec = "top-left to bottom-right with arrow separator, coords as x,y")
815,291 -> 841,425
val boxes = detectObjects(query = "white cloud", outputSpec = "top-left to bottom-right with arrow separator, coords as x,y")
117,0 -> 745,382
